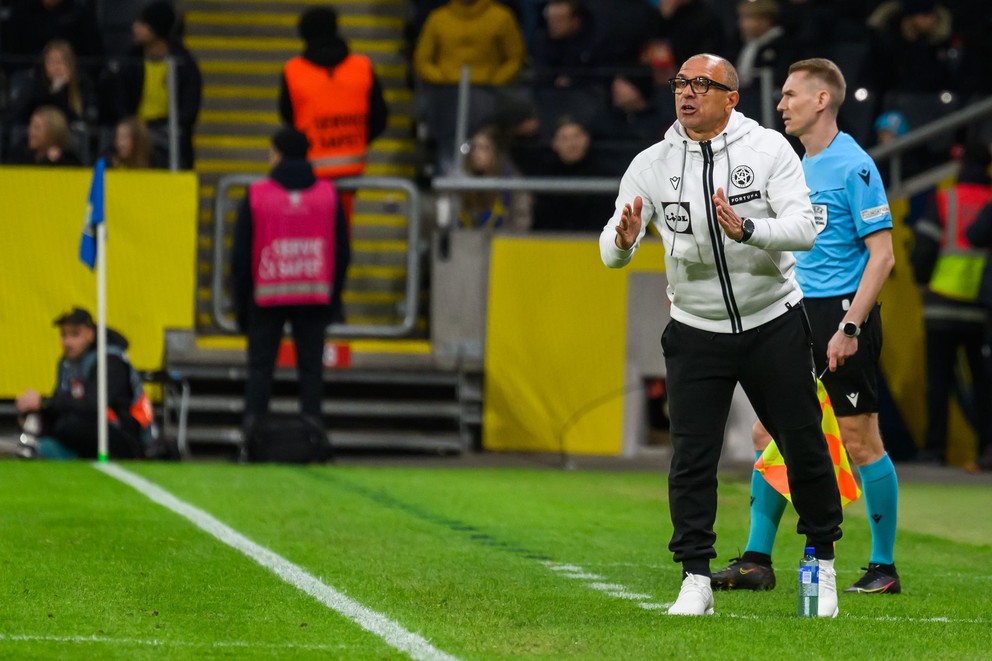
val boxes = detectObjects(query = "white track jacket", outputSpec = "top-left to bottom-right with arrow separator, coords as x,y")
600,110 -> 816,334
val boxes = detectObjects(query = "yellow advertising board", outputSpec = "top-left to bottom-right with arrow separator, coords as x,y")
0,167 -> 198,397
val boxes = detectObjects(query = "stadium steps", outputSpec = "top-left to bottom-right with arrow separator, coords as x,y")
183,0 -> 420,334
163,331 -> 482,458
158,2 -> 460,457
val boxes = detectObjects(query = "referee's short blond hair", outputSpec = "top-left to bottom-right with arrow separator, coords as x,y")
788,58 -> 846,114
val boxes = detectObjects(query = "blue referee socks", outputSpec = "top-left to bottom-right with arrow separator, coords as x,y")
859,452 -> 898,566
745,450 -> 788,557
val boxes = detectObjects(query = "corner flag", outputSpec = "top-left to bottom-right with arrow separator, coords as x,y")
79,158 -> 106,270
755,379 -> 862,508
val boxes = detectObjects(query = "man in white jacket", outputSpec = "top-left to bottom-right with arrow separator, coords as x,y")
600,53 -> 843,617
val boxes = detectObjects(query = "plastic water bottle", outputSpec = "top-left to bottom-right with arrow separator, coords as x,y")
798,546 -> 819,617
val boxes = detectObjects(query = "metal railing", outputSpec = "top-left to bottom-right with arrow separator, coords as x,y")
211,175 -> 423,338
868,96 -> 992,198
435,74 -> 992,227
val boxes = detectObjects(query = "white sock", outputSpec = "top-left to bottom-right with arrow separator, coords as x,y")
819,558 -> 835,570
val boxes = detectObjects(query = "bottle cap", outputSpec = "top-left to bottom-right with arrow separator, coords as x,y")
804,546 -> 815,555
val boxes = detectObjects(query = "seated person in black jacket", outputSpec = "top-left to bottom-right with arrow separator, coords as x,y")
15,308 -> 144,459
531,116 -> 616,232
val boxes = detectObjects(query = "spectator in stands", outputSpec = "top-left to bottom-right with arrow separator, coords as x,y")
278,6 -> 388,183
588,67 -> 672,171
412,0 -> 525,173
106,0 -> 202,169
531,0 -> 603,94
778,0 -> 871,49
965,198 -> 992,471
867,0 -> 955,96
644,0 -> 727,87
2,0 -> 104,80
231,128 -> 351,436
6,39 -> 98,128
588,0 -> 659,68
729,0 -> 795,126
458,125 -> 531,231
14,307 -> 144,460
413,0 -> 525,87
105,116 -> 160,169
955,2 -> 992,97
529,0 -> 605,135
8,105 -> 81,165
530,116 -> 615,233
489,94 -> 544,166
911,143 -> 992,468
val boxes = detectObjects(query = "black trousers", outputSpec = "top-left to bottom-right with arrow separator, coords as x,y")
244,304 -> 329,423
47,413 -> 142,459
662,305 -> 843,574
923,317 -> 992,459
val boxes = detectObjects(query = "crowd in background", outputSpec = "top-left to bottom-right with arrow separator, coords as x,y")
0,0 -> 200,169
409,0 -> 992,230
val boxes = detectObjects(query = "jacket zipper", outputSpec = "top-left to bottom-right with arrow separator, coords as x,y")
701,140 -> 743,333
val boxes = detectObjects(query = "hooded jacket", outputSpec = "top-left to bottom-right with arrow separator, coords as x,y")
43,328 -> 137,437
600,110 -> 816,334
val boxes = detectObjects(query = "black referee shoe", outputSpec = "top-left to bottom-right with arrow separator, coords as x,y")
844,563 -> 901,594
711,557 -> 776,590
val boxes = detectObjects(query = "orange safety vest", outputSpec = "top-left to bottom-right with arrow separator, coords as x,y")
929,184 -> 992,302
284,54 -> 373,179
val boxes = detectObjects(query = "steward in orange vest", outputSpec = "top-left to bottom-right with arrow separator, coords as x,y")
278,7 -> 388,180
911,143 -> 992,466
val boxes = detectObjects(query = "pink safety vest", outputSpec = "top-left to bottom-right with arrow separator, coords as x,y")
250,178 -> 338,306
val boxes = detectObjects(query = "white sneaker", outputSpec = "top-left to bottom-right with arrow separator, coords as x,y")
818,564 -> 839,618
668,573 -> 714,616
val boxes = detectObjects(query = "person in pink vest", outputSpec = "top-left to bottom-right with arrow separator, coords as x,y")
231,127 -> 351,434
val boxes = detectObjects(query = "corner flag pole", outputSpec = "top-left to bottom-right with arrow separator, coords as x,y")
80,157 -> 108,461
96,220 -> 108,462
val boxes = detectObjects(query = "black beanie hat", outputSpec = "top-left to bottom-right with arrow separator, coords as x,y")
272,127 -> 310,160
298,7 -> 339,45
139,1 -> 176,40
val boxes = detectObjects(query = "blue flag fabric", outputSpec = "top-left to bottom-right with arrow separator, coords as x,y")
79,158 -> 106,270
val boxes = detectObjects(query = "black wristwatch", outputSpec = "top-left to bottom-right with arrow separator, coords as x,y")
839,321 -> 861,338
737,218 -> 754,243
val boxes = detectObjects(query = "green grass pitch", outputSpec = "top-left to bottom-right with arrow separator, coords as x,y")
0,460 -> 989,659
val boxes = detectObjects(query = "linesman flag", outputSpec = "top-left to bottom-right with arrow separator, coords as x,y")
754,379 -> 862,508
79,157 -> 106,270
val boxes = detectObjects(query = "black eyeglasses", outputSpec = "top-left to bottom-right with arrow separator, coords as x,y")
668,76 -> 734,94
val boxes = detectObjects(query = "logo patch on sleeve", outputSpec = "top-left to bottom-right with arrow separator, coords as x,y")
861,204 -> 890,223
662,202 -> 692,234
729,191 -> 761,205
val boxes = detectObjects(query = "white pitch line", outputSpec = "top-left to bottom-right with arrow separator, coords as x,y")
94,463 -> 459,661
638,603 -> 672,611
559,572 -> 604,580
0,633 -> 348,651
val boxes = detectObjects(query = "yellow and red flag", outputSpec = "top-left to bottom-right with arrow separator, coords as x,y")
754,379 -> 862,508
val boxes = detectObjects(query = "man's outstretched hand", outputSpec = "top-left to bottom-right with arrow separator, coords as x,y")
615,196 -> 643,250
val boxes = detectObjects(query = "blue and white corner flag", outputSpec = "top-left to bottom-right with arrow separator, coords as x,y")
79,157 -> 106,270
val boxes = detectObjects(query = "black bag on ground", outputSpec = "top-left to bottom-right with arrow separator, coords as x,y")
244,414 -> 331,464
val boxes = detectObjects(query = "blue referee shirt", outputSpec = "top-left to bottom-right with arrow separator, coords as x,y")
795,132 -> 892,298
